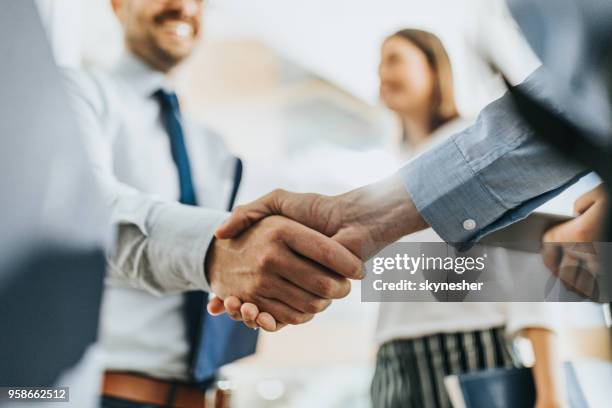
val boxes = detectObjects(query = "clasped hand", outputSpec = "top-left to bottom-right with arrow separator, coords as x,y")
206,176 -> 424,331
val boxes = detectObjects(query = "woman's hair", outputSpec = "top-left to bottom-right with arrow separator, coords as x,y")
391,29 -> 459,132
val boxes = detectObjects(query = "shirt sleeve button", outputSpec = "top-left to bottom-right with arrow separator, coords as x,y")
463,219 -> 477,231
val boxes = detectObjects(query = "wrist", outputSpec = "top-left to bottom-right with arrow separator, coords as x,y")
341,175 -> 428,247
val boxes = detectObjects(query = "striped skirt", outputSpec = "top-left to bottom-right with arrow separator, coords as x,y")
371,327 -> 519,408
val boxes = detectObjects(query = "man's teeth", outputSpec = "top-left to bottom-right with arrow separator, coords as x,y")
175,22 -> 193,37
164,21 -> 193,38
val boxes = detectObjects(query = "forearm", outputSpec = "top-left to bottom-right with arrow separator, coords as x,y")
524,328 -> 564,404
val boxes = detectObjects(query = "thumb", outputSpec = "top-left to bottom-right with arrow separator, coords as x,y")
215,191 -> 285,239
215,206 -> 261,239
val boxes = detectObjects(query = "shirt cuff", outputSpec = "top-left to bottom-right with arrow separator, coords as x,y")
399,137 -> 508,244
146,202 -> 229,293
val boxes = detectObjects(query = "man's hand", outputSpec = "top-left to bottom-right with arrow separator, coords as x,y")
542,184 -> 607,300
205,215 -> 362,326
209,175 -> 429,331
216,175 -> 427,259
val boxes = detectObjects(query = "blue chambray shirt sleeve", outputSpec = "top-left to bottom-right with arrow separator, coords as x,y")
399,68 -> 588,245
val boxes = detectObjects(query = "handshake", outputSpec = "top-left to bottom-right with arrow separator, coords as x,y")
204,177 -> 610,329
204,176 -> 427,331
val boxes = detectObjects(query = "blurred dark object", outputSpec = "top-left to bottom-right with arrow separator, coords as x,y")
0,249 -> 105,386
445,363 -> 588,408
0,1 -> 107,386
505,0 -> 612,307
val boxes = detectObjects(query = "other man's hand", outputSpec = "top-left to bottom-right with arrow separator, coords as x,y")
216,175 -> 426,259
542,184 -> 607,301
205,215 -> 362,326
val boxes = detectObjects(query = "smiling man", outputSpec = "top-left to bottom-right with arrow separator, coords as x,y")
61,0 -> 362,407
114,0 -> 200,72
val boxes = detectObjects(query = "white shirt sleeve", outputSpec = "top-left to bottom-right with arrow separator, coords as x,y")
61,68 -> 226,295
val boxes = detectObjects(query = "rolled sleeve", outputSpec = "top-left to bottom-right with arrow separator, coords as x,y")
400,68 -> 587,246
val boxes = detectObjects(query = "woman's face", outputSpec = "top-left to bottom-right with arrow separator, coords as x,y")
379,36 -> 435,114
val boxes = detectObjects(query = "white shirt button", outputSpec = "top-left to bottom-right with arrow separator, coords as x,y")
463,219 -> 477,231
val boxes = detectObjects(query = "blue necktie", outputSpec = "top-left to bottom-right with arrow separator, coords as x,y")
154,89 -> 257,387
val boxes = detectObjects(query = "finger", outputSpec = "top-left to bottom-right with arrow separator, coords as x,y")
574,263 -> 597,300
265,275 -> 333,313
255,312 -> 278,332
240,303 -> 260,329
282,219 -> 363,279
224,296 -> 243,315
541,244 -> 562,274
207,296 -> 226,316
543,218 -> 579,242
542,210 -> 600,243
574,184 -> 605,214
254,296 -> 314,326
557,254 -> 580,293
273,252 -> 351,300
224,297 -> 244,321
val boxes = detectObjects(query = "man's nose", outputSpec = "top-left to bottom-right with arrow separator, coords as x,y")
167,0 -> 202,16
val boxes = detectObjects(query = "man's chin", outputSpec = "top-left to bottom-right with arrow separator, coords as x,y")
152,44 -> 192,69
153,34 -> 196,60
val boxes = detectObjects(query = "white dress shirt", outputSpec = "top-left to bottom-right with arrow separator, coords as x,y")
62,54 -> 239,380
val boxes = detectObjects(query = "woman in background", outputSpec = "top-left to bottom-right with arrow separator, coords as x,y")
371,29 -> 565,408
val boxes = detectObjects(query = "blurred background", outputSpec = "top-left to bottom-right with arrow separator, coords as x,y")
36,0 -> 610,406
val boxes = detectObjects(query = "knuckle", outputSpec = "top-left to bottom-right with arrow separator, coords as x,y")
315,277 -> 337,299
257,248 -> 280,270
261,220 -> 285,240
267,224 -> 285,241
